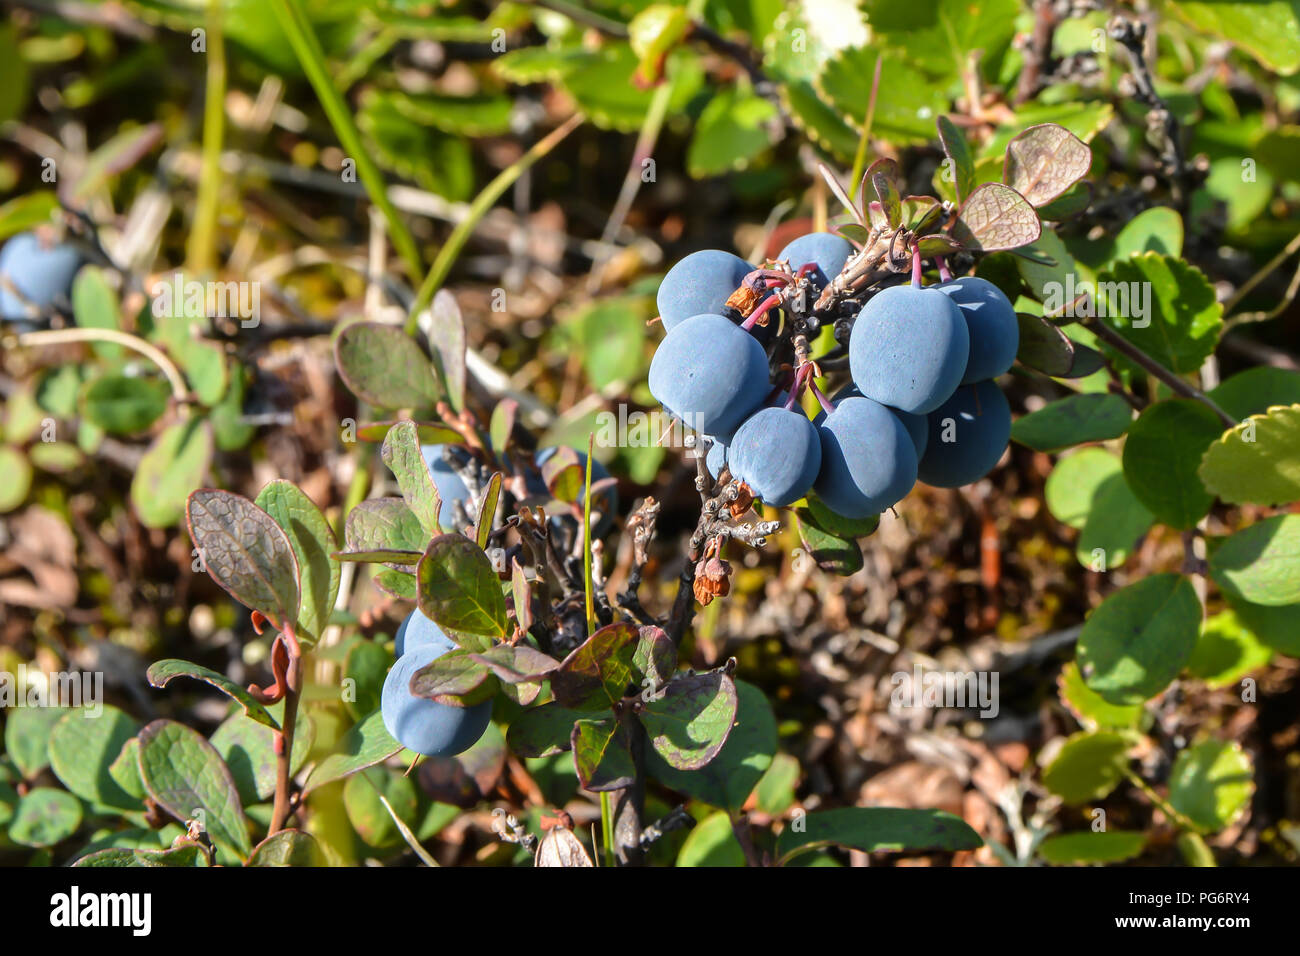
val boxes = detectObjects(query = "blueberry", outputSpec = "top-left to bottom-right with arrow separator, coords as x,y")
728,406 -> 822,507
937,276 -> 1019,383
420,443 -> 472,528
916,380 -> 1011,488
381,644 -> 493,757
648,313 -> 770,441
0,232 -> 82,324
849,285 -> 969,415
657,250 -> 754,331
393,609 -> 454,658
813,396 -> 918,518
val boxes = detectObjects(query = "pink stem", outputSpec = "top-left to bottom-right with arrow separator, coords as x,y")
911,242 -> 924,288
936,256 -> 954,283
784,364 -> 812,410
796,262 -> 818,279
741,293 -> 782,331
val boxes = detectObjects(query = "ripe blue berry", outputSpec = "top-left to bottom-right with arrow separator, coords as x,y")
917,380 -> 1011,488
813,396 -> 918,518
381,644 -> 493,757
728,406 -> 822,507
826,382 -> 928,458
849,285 -> 969,415
394,609 -> 452,658
649,313 -> 770,440
0,232 -> 82,323
657,250 -> 754,331
937,276 -> 1019,383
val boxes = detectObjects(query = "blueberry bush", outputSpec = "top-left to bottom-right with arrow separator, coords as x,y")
0,0 -> 1298,868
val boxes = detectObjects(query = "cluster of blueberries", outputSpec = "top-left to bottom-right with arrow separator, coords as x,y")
649,233 -> 1017,520
0,231 -> 83,328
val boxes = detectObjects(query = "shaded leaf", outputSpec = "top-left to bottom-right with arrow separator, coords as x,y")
187,489 -> 301,630
334,321 -> 440,409
1011,393 -> 1132,451
304,710 -> 403,793
255,480 -> 339,646
1209,514 -> 1300,607
550,621 -> 638,711
571,717 -> 636,792
416,534 -> 509,641
776,808 -> 981,865
147,659 -> 278,730
640,671 -> 738,770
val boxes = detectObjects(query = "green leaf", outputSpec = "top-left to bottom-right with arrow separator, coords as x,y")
334,321 -> 441,410
416,534 -> 509,641
1169,0 -> 1300,75
778,80 -> 858,162
407,648 -> 495,706
1003,124 -> 1092,207
1209,514 -> 1300,606
383,420 -> 446,536
1098,254 -> 1223,376
4,706 -> 67,778
795,509 -> 864,575
343,767 -> 418,848
344,497 -> 427,561
71,267 -> 125,359
8,788 -> 82,848
1075,470 -> 1155,570
819,49 -> 947,146
137,719 -> 251,861
755,752 -> 801,816
246,829 -> 326,866
1077,574 -> 1202,705
304,709 -> 403,793
951,182 -> 1042,253
210,711 -> 314,806
147,659 -> 278,730
550,621 -> 638,711
81,374 -> 170,434
1225,596 -> 1300,655
562,299 -> 651,392
803,493 -> 880,538
109,737 -> 146,801
1039,830 -> 1146,864
676,811 -> 745,867
1015,311 -> 1085,377
1011,393 -> 1132,451
1121,399 -> 1223,529
342,640 -> 392,721
1109,207 -> 1184,262
255,480 -> 340,646
1043,730 -> 1132,804
570,717 -> 636,792
936,115 -> 975,203
505,702 -> 587,758
383,89 -> 513,137
648,679 -> 776,813
48,706 -> 140,809
556,44 -> 703,132
629,3 -> 691,85
776,808 -> 982,865
187,489 -> 301,630
428,291 -> 467,413
1208,367 -> 1300,420
687,85 -> 778,178
357,90 -> 474,201
1168,740 -> 1255,831
131,419 -> 213,529
0,446 -> 31,513
468,643 -> 559,685
1199,404 -> 1300,506
640,671 -> 738,770
1186,610 -> 1273,688
0,191 -> 57,241
73,844 -> 208,867
1057,661 -> 1144,731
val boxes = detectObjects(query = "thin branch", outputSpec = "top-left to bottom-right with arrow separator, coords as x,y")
15,327 -> 190,401
1086,319 -> 1235,427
